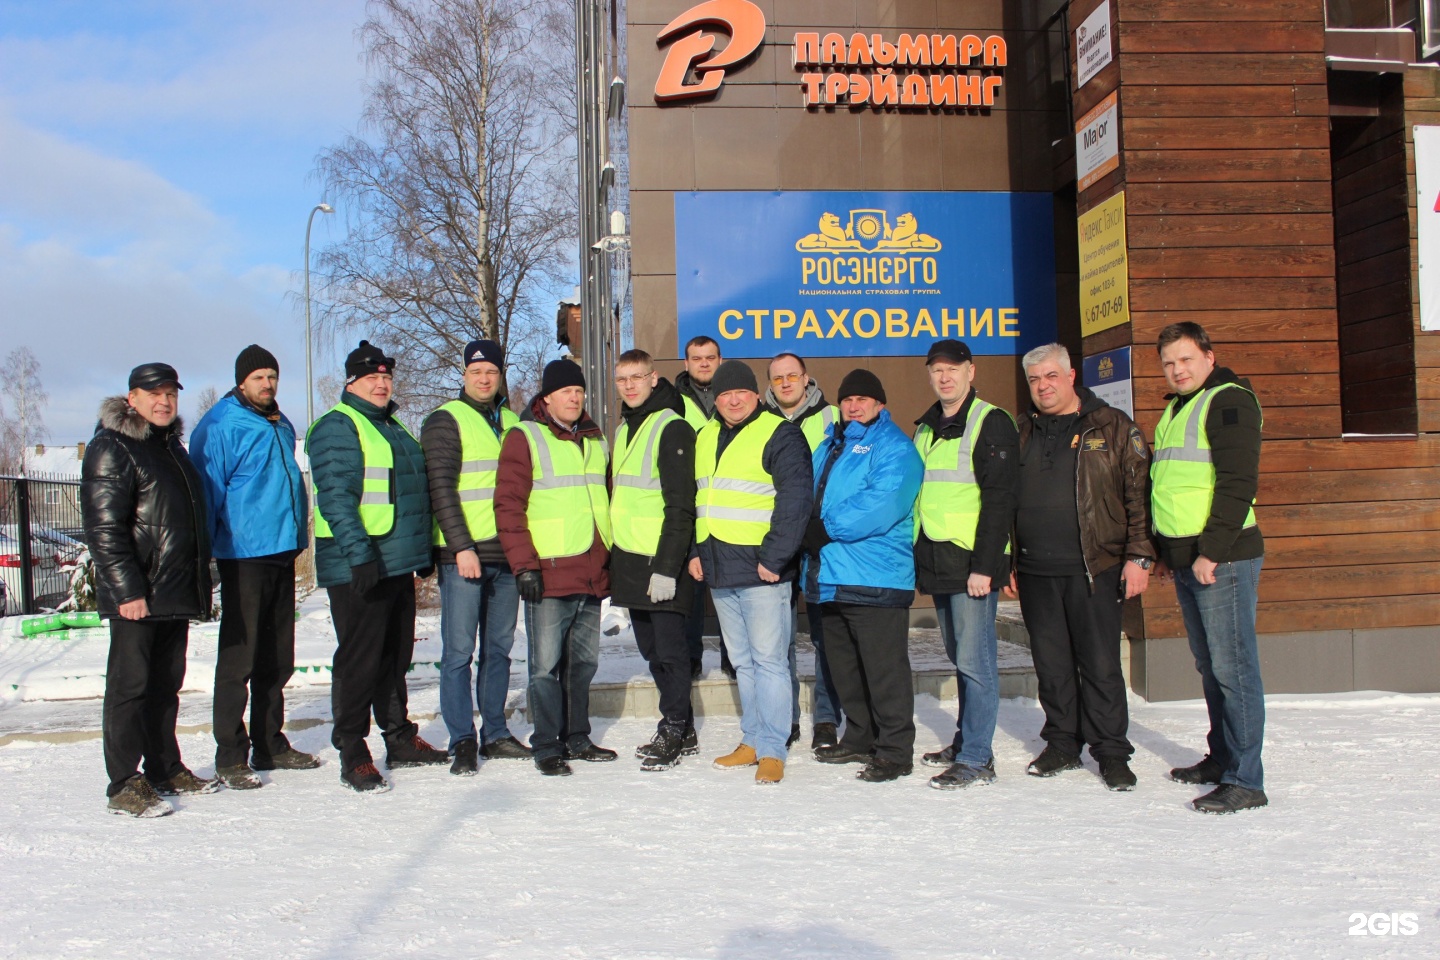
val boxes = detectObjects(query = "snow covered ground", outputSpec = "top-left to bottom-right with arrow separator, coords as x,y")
1,678 -> 1437,957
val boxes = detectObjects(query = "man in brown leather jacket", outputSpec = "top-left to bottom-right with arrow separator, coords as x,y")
1008,343 -> 1154,792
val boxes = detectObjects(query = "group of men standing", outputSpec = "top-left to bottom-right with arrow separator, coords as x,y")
82,319 -> 1268,816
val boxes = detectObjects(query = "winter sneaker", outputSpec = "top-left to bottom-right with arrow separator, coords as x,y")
252,748 -> 321,771
565,741 -> 618,762
857,757 -> 913,783
536,756 -> 573,777
1193,783 -> 1268,814
107,776 -> 174,818
929,760 -> 997,791
810,722 -> 839,750
814,743 -> 870,765
639,727 -> 686,772
216,764 -> 263,791
637,726 -> 699,759
921,744 -> 956,767
1027,745 -> 1083,778
1170,755 -> 1224,785
713,744 -> 758,769
1099,757 -> 1138,792
385,735 -> 448,768
480,736 -> 533,760
755,757 -> 785,785
151,768 -> 222,796
450,739 -> 479,777
786,724 -> 801,748
341,762 -> 390,793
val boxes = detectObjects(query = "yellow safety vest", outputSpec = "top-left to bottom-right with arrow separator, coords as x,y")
799,405 -> 838,453
609,409 -> 683,556
914,399 -> 1012,551
432,401 -> 520,545
516,422 -> 612,559
308,402 -> 415,538
1151,382 -> 1261,538
681,394 -> 710,433
695,412 -> 783,546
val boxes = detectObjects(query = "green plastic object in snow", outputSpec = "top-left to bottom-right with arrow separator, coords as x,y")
19,611 -> 104,636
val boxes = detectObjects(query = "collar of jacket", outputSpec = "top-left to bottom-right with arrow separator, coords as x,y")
622,376 -> 685,427
340,389 -> 399,422
527,392 -> 604,440
1165,365 -> 1247,409
675,371 -> 714,409
839,409 -> 887,441
227,386 -> 284,422
1025,383 -> 1106,425
915,386 -> 977,439
717,404 -> 765,439
97,396 -> 185,443
763,378 -> 828,422
455,387 -> 510,427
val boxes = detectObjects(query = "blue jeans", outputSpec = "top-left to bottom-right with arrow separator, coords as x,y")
525,594 -> 601,762
712,582 -> 793,761
934,591 -> 999,767
1173,557 -> 1266,790
438,562 -> 519,750
791,603 -> 841,726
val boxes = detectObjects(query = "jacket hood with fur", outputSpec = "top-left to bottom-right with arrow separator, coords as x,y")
97,395 -> 185,442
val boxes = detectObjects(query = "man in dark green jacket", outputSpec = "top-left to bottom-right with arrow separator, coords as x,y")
307,340 -> 446,792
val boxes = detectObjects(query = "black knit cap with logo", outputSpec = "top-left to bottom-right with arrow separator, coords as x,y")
345,340 -> 396,383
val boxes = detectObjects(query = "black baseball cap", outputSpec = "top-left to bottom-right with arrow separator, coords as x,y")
925,340 -> 973,365
128,362 -> 184,391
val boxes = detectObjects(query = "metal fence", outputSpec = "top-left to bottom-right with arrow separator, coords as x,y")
0,474 -> 85,615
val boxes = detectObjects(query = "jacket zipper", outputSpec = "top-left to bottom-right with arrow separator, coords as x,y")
1074,420 -> 1095,593
272,418 -> 305,546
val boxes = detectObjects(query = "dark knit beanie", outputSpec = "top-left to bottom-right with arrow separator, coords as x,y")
463,339 -> 505,370
344,340 -> 395,382
235,344 -> 279,385
836,368 -> 886,404
540,358 -> 586,397
711,359 -> 758,397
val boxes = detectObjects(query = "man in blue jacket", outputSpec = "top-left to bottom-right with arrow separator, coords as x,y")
191,345 -> 318,789
802,369 -> 923,783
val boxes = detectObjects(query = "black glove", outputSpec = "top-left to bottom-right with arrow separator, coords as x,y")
516,570 -> 545,603
350,561 -> 380,595
802,517 -> 832,554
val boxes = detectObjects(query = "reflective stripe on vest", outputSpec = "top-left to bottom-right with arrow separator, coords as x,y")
914,399 -> 1010,551
609,408 -> 681,556
800,404 -> 838,453
517,421 -> 612,559
432,401 -> 519,545
1151,382 -> 1260,538
308,403 -> 412,538
681,394 -> 710,433
694,411 -> 783,546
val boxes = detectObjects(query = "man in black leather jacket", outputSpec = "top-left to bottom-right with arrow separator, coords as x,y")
82,362 -> 217,817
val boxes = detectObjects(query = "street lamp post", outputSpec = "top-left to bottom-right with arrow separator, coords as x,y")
304,202 -> 334,428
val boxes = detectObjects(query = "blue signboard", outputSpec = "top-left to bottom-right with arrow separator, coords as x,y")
1082,345 -> 1133,420
674,191 -> 1056,357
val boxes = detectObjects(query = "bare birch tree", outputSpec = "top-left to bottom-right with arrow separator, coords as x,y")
314,0 -> 576,412
0,347 -> 49,475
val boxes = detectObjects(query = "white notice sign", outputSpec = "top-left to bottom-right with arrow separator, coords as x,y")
1416,125 -> 1440,331
1075,1 -> 1113,90
1076,91 -> 1119,192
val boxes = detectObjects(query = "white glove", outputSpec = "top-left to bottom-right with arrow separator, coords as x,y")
647,573 -> 677,603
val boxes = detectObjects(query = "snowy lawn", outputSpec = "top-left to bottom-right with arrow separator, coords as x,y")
1,688 -> 1437,958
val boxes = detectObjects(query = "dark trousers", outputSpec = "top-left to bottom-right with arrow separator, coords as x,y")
818,603 -> 915,765
632,609 -> 693,730
103,618 -> 189,796
1018,566 -> 1133,761
213,559 -> 296,767
326,574 -> 420,770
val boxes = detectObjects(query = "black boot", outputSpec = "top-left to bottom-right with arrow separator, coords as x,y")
1170,754 -> 1224,785
1099,757 -> 1137,792
565,739 -> 618,762
450,739 -> 479,777
814,743 -> 870,764
810,722 -> 838,750
786,724 -> 801,748
921,744 -> 956,767
856,756 -> 912,783
1027,745 -> 1082,778
1193,783 -> 1268,814
341,761 -> 390,793
480,736 -> 533,760
640,726 -> 686,772
636,726 -> 698,759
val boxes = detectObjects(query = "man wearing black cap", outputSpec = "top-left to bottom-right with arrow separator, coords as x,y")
307,340 -> 447,792
690,359 -> 812,785
192,345 -> 318,790
912,340 -> 1019,790
83,363 -> 218,816
422,339 -> 529,776
803,369 -> 924,783
495,358 -> 616,776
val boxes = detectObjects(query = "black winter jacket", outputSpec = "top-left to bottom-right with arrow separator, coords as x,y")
421,390 -> 512,566
913,389 -> 1019,593
608,378 -> 697,612
81,398 -> 212,620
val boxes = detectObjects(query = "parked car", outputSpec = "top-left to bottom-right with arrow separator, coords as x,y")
0,531 -> 71,615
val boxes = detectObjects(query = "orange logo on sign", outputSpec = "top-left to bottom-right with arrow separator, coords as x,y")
654,0 -> 766,103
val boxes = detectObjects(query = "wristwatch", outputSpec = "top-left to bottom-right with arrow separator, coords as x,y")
1128,557 -> 1153,570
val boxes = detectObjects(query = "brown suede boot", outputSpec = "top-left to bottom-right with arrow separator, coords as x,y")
755,757 -> 784,785
712,744 -> 758,769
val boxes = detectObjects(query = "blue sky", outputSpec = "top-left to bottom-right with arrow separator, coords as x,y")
0,0 -> 374,440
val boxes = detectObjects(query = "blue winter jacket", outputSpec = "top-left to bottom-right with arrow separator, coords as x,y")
190,392 -> 308,561
804,409 -> 923,606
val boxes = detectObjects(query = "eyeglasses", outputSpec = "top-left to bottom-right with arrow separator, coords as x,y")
614,373 -> 652,386
770,373 -> 804,385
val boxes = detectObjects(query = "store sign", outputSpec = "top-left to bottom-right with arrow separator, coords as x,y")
794,32 -> 1007,108
1083,346 -> 1133,420
674,191 -> 1056,357
1416,125 -> 1440,331
654,0 -> 767,102
1077,191 -> 1130,336
1075,91 -> 1119,191
1074,1 -> 1112,90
